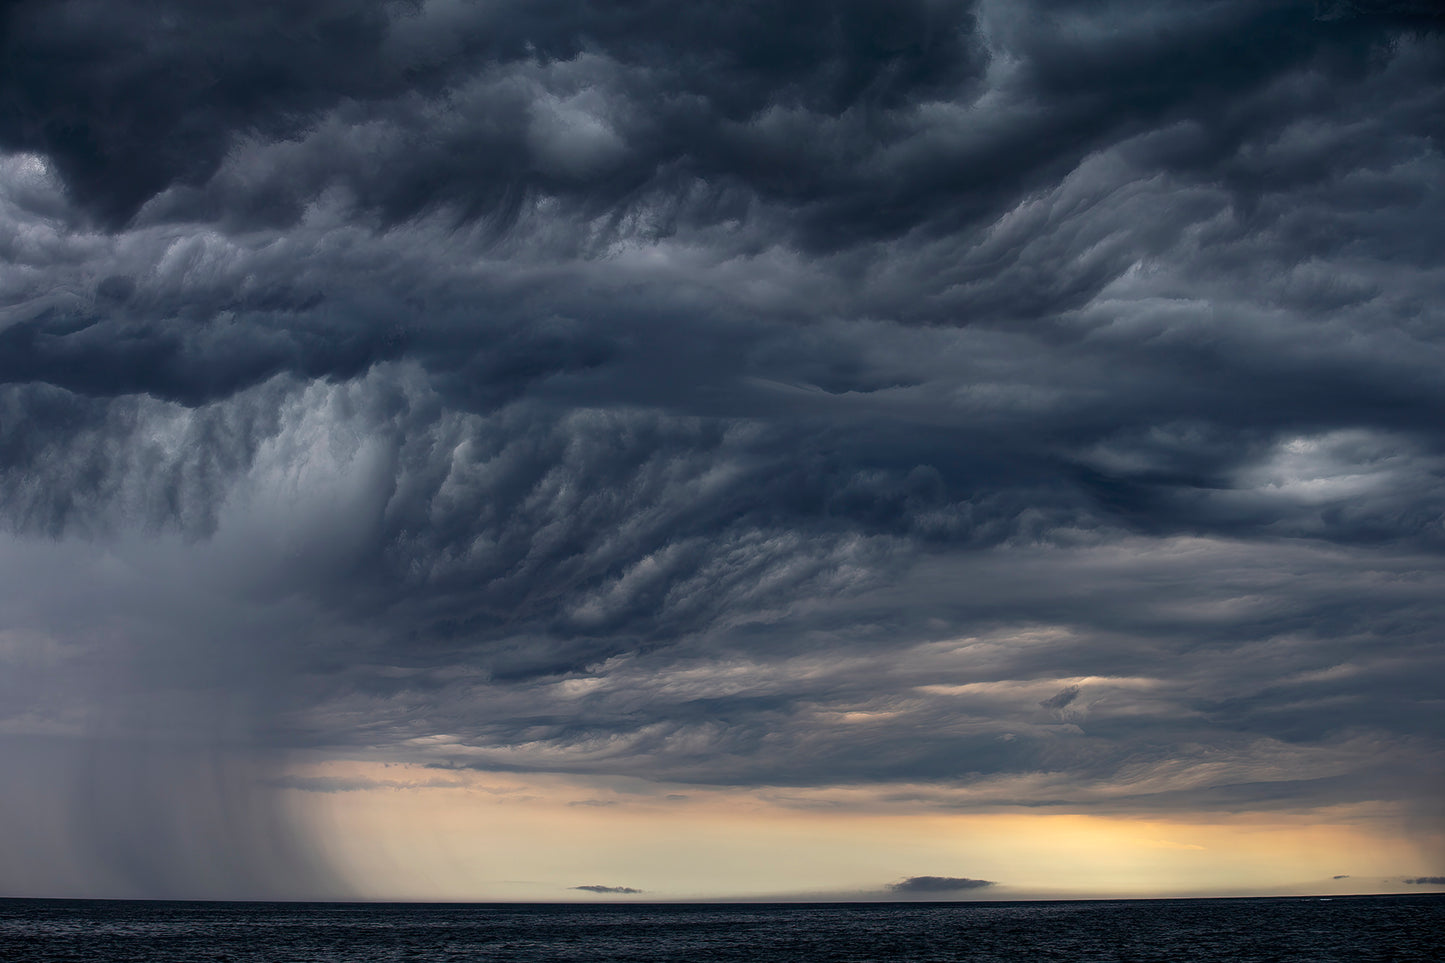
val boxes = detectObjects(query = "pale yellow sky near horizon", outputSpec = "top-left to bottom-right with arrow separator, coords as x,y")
284,761 -> 1445,902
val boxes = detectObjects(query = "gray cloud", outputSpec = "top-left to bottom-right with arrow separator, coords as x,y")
1404,877 -> 1445,885
889,877 -> 995,894
572,884 -> 643,894
1039,685 -> 1082,712
0,0 -> 1442,898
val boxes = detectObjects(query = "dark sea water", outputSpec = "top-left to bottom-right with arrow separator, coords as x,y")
1,895 -> 1441,962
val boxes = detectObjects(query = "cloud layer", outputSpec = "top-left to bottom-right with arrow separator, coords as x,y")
1,0 -> 1442,896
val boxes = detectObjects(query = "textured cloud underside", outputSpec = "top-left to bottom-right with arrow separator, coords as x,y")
1,0 -> 1443,897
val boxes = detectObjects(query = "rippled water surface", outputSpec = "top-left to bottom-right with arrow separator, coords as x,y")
2,894 -> 1440,962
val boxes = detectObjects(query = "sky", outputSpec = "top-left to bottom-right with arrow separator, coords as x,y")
1,0 -> 1443,902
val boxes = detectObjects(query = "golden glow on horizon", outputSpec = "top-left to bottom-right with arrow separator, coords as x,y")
282,762 -> 1443,901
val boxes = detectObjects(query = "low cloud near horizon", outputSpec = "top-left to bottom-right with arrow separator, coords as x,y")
573,885 -> 644,895
1,0 -> 1443,900
890,877 -> 996,895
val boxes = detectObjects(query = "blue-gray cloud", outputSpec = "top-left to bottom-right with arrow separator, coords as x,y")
0,0 -> 1442,899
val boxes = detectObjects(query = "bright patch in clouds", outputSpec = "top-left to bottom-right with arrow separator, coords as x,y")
279,763 -> 1439,900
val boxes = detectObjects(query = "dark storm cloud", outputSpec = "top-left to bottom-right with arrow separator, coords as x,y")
1,0 -> 1444,897
0,0 -> 985,230
572,884 -> 642,894
0,0 -> 408,227
890,876 -> 994,894
3,0 -> 1435,244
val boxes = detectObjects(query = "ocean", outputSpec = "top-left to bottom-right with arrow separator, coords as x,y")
1,894 -> 1440,962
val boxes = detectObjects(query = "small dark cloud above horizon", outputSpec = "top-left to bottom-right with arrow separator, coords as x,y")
573,885 -> 644,895
1404,877 -> 1445,885
890,877 -> 995,895
0,0 -> 1442,900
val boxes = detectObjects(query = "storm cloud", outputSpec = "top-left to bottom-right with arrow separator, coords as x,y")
1,0 -> 1443,897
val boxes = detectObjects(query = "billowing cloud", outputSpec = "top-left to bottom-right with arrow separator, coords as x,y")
0,0 -> 1442,899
